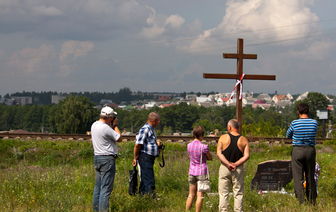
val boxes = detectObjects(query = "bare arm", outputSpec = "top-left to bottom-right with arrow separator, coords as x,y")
111,117 -> 122,142
233,137 -> 250,167
132,144 -> 142,166
205,151 -> 213,161
216,135 -> 235,170
113,126 -> 123,142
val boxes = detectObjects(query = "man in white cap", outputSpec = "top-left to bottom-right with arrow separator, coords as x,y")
91,106 -> 122,212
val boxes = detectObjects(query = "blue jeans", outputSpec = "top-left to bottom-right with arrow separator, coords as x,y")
138,153 -> 156,198
93,155 -> 116,212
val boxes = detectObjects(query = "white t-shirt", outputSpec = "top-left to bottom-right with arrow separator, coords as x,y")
91,121 -> 121,155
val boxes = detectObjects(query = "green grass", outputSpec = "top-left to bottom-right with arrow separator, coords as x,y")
0,139 -> 336,211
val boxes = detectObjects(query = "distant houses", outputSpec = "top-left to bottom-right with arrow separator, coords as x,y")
51,94 -> 67,104
1,91 -> 334,113
4,96 -> 33,106
99,91 -> 297,112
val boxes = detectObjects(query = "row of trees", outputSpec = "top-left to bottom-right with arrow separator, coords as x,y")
0,92 -> 334,137
6,88 -> 223,105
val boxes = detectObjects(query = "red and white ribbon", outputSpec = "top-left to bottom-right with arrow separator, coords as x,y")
229,74 -> 245,100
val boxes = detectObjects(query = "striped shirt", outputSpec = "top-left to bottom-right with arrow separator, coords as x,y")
287,118 -> 318,146
136,123 -> 159,157
187,140 -> 209,176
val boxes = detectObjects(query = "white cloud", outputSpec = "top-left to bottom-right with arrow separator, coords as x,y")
0,0 -> 153,40
140,7 -> 166,39
31,5 -> 64,16
221,0 -> 319,38
165,15 -> 185,27
8,44 -> 56,73
59,41 -> 94,61
188,0 -> 319,52
289,39 -> 335,60
2,0 -> 336,96
140,7 -> 204,41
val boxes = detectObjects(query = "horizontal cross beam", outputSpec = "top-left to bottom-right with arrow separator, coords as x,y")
223,53 -> 257,60
203,73 -> 276,80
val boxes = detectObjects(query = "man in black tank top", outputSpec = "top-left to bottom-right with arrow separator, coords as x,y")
217,119 -> 250,212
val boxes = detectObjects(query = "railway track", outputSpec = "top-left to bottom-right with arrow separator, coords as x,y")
0,133 -> 329,144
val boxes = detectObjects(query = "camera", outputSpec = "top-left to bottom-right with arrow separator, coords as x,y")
159,143 -> 165,150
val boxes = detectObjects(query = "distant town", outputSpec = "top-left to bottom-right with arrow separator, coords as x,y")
0,90 -> 334,112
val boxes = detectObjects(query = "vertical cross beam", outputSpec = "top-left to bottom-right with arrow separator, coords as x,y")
236,38 -> 244,131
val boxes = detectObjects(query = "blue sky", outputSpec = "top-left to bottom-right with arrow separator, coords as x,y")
1,0 -> 336,96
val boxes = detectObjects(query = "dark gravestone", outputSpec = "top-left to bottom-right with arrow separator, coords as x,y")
251,160 -> 292,191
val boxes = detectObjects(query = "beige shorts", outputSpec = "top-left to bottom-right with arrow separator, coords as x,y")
188,174 -> 208,185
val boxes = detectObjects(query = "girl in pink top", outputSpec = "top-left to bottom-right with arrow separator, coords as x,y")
186,126 -> 213,212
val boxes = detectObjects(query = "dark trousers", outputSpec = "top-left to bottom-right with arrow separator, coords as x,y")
138,152 -> 156,198
291,146 -> 317,204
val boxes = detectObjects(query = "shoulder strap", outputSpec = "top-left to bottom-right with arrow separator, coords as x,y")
159,150 -> 165,167
199,145 -> 203,175
199,144 -> 210,180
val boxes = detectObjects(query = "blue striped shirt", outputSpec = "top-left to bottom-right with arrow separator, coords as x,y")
287,118 -> 318,146
136,123 -> 159,157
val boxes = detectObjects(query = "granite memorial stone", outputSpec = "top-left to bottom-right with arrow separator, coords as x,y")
251,160 -> 292,191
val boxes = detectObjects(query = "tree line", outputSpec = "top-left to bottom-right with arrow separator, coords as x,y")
1,92 -> 334,137
4,87 -> 223,105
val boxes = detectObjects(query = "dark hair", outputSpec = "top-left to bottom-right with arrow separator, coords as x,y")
192,126 -> 204,140
297,103 -> 309,115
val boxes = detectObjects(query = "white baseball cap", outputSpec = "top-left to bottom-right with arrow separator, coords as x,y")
101,106 -> 117,116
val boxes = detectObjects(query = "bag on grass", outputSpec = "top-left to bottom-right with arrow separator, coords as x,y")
128,166 -> 138,195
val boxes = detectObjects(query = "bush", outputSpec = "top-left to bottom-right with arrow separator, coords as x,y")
323,139 -> 336,145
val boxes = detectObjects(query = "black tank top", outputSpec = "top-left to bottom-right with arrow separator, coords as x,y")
222,133 -> 244,163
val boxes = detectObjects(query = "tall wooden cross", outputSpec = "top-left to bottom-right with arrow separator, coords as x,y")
203,38 -> 276,134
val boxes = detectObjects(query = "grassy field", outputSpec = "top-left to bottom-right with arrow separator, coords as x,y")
0,138 -> 336,211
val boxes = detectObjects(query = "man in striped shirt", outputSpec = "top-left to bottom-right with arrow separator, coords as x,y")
287,103 -> 318,204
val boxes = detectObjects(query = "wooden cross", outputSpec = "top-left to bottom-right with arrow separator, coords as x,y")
203,38 -> 276,134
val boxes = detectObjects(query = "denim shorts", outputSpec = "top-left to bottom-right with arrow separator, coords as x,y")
188,174 -> 208,185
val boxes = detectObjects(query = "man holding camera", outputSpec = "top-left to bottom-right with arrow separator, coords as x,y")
133,112 -> 162,198
91,106 -> 122,212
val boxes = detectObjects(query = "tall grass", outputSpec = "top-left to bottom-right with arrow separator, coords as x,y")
0,139 -> 336,211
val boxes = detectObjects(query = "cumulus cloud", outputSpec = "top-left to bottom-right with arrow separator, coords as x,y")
289,39 -> 335,60
0,0 -> 201,43
165,15 -> 185,27
8,44 -> 56,73
0,0 -> 153,40
140,7 -> 166,39
221,0 -> 318,37
59,40 -> 94,61
139,5 -> 204,42
188,0 -> 319,52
